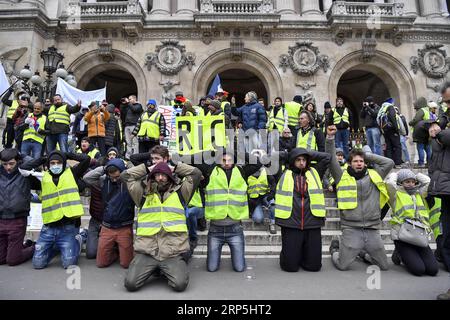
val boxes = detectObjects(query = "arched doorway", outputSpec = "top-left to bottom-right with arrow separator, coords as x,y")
207,69 -> 268,107
83,69 -> 138,106
337,69 -> 391,130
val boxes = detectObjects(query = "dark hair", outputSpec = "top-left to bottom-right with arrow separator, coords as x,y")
440,81 -> 450,95
348,149 -> 365,163
150,145 -> 169,159
106,166 -> 120,175
81,136 -> 90,143
274,97 -> 283,103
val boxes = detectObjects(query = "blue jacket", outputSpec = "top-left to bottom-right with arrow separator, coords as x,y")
232,100 -> 267,131
102,159 -> 135,228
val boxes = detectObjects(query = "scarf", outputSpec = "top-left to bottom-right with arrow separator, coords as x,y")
347,166 -> 367,180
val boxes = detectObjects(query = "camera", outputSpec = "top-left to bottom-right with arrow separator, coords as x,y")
363,102 -> 369,107
120,98 -> 127,103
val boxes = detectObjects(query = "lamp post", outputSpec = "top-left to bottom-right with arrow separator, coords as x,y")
17,46 -> 77,101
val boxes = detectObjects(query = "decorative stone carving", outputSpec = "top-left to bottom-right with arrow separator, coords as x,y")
145,40 -> 196,76
410,43 -> 450,79
67,29 -> 88,46
361,39 -> 377,62
122,25 -> 140,44
279,41 -> 329,76
261,32 -> 272,45
0,47 -> 27,77
391,26 -> 403,47
97,39 -> 114,63
333,26 -> 351,46
160,80 -> 180,105
296,82 -> 317,91
230,39 -> 244,62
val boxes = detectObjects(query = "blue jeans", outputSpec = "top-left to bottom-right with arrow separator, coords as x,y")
46,133 -> 68,154
365,127 -> 382,155
251,197 -> 275,224
186,207 -> 205,242
400,135 -> 410,162
21,140 -> 42,159
335,128 -> 350,159
417,143 -> 431,165
32,224 -> 80,269
207,223 -> 245,272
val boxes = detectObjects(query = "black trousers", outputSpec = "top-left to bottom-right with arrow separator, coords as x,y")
279,227 -> 322,272
138,140 -> 159,154
439,196 -> 450,271
394,240 -> 438,276
383,130 -> 402,165
90,136 -> 106,156
2,120 -> 15,148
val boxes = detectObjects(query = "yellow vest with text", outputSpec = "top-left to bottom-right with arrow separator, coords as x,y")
336,169 -> 388,210
48,104 -> 70,125
22,114 -> 47,144
390,191 -> 430,229
296,128 -> 317,150
268,107 -> 286,132
284,101 -> 302,127
41,169 -> 84,224
137,111 -> 161,139
247,168 -> 269,199
6,100 -> 19,119
137,191 -> 187,236
275,168 -> 326,218
205,166 -> 248,220
332,107 -> 349,125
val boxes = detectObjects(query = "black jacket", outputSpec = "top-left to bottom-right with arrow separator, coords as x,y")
412,120 -> 430,144
0,165 -> 40,220
275,148 -> 331,230
104,116 -> 121,147
360,103 -> 380,128
429,129 -> 450,196
120,102 -> 143,127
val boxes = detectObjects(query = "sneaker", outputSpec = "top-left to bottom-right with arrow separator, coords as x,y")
437,289 -> 450,300
329,239 -> 339,255
269,223 -> 277,235
75,234 -> 83,255
79,228 -> 88,244
394,165 -> 403,169
197,217 -> 207,232
23,239 -> 35,248
391,248 -> 401,265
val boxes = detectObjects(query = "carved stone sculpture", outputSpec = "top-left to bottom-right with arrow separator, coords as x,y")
279,41 -> 330,76
145,40 -> 196,75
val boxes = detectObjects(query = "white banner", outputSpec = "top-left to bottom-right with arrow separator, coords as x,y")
56,78 -> 106,108
0,63 -> 10,95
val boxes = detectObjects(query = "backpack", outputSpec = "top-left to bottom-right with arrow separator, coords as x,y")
377,104 -> 394,132
397,114 -> 406,136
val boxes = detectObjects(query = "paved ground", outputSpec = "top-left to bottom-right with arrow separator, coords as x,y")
1,256 -> 449,300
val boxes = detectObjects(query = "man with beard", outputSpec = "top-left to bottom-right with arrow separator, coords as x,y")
46,94 -> 81,154
275,148 -> 331,272
326,124 -> 394,271
122,161 -> 201,292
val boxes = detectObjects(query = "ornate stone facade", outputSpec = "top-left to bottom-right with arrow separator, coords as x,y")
0,0 -> 449,127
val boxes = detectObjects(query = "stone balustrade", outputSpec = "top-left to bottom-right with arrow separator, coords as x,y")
199,0 -> 275,14
328,1 -> 405,18
67,0 -> 143,17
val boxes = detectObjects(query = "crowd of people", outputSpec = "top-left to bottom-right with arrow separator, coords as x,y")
0,81 -> 450,300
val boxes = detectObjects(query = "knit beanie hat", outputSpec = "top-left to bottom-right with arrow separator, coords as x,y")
397,169 -> 417,184
324,101 -> 332,109
209,100 -> 221,110
293,95 -> 303,103
149,162 -> 175,183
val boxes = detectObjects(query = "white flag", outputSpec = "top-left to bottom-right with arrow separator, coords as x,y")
0,63 -> 10,96
56,78 -> 106,108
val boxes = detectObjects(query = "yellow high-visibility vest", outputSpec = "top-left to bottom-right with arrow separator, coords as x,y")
296,128 -> 317,150
137,111 -> 161,139
336,169 -> 388,210
268,107 -> 286,133
332,107 -> 349,125
137,191 -> 187,236
41,169 -> 84,224
76,147 -> 99,159
275,168 -> 326,218
48,105 -> 70,125
22,114 -> 47,144
189,188 -> 203,208
6,100 -> 19,119
205,166 -> 248,220
427,198 -> 442,239
390,191 -> 430,230
284,101 -> 302,127
247,168 -> 269,199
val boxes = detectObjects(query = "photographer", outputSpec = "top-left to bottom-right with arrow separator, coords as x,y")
360,96 -> 381,155
84,100 -> 110,156
1,89 -> 28,148
120,95 -> 143,159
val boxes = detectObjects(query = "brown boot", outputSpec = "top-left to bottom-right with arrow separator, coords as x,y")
437,289 -> 450,300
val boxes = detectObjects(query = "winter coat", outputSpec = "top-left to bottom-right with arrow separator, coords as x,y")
412,120 -> 430,144
326,138 -> 394,229
360,103 -> 380,128
275,148 -> 331,230
120,102 -> 143,127
231,100 -> 267,131
121,163 -> 202,261
429,129 -> 450,196
85,109 -> 110,138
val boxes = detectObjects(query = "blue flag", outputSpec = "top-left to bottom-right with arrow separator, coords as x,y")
208,74 -> 222,97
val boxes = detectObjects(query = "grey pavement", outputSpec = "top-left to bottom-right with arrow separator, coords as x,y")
0,256 -> 449,300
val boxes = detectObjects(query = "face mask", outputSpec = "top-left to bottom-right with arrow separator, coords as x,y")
338,159 -> 346,165
50,164 -> 63,175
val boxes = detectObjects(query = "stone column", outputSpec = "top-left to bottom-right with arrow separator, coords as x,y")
373,0 -> 384,3
386,0 -> 419,16
322,0 -> 333,13
276,0 -> 297,14
150,0 -> 171,15
176,0 -> 196,15
439,0 -> 449,16
419,0 -> 441,17
139,0 -> 148,13
300,0 -> 321,15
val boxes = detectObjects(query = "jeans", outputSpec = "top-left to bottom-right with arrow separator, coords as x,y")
187,207 -> 205,242
32,224 -> 80,269
400,135 -> 410,162
365,127 -> 382,155
124,126 -> 137,159
46,133 -> 68,154
86,218 -> 101,259
21,140 -> 43,159
417,143 -> 431,165
251,197 -> 275,224
335,128 -> 350,159
207,223 -> 245,272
